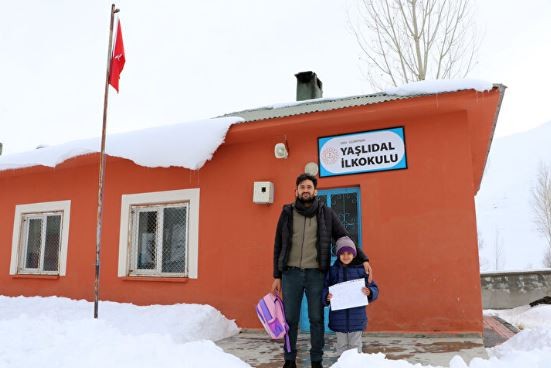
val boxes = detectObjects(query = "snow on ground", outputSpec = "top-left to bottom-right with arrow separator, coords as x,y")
333,305 -> 551,368
331,326 -> 551,368
0,296 -> 245,368
485,303 -> 551,330
481,305 -> 551,367
1,296 -> 551,368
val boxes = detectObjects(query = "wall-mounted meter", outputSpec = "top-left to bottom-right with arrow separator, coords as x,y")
253,181 -> 274,204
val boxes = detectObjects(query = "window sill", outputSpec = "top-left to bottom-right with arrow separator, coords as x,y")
120,276 -> 190,283
12,274 -> 60,280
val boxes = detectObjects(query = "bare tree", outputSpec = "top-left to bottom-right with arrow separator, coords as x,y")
494,229 -> 505,271
477,230 -> 489,271
532,162 -> 551,268
351,0 -> 478,89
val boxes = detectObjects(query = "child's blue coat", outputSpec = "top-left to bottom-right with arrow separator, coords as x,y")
322,260 -> 379,333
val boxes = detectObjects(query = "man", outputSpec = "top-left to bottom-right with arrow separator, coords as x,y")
271,173 -> 372,368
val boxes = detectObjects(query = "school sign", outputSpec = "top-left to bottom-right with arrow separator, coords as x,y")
318,127 -> 407,177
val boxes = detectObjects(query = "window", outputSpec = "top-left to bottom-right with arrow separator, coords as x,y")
10,201 -> 71,276
118,189 -> 199,278
130,203 -> 188,275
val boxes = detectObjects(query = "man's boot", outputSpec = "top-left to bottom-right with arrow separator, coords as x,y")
311,361 -> 323,368
283,360 -> 296,368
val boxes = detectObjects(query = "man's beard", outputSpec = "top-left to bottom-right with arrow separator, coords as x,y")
297,194 -> 316,204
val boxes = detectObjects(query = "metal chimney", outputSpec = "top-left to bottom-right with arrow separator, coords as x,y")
295,71 -> 323,101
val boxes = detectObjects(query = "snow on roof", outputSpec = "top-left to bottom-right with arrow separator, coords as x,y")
0,79 -> 497,173
384,79 -> 493,96
0,117 -> 244,172
224,79 -> 498,122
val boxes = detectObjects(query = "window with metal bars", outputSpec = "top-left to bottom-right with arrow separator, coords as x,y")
129,202 -> 189,276
19,212 -> 63,274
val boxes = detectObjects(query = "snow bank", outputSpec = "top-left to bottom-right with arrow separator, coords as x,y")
491,327 -> 551,357
485,304 -> 551,330
0,295 -> 239,343
331,305 -> 551,367
332,350 -> 439,367
329,329 -> 551,368
0,117 -> 244,172
385,79 -> 493,96
2,296 -> 551,368
0,296 -> 245,368
481,328 -> 551,368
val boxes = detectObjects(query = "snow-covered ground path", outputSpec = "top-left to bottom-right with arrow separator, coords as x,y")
1,296 -> 550,368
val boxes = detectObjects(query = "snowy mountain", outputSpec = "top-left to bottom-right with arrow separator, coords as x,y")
476,121 -> 551,271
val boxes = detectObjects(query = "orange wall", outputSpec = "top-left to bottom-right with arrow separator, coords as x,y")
0,91 -> 501,333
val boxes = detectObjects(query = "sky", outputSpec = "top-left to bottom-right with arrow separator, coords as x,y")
1,0 -> 551,155
1,295 -> 551,367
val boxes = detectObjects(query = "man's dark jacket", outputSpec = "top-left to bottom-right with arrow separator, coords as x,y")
273,201 -> 368,278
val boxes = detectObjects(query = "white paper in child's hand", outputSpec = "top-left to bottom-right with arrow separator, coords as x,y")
328,278 -> 368,311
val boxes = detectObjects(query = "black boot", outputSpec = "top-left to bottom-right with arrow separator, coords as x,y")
283,360 -> 297,368
311,361 -> 323,368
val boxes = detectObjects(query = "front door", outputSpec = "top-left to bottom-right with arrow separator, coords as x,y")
299,187 -> 362,332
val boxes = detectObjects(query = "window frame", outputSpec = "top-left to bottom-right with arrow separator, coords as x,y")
128,202 -> 190,277
118,189 -> 199,279
10,200 -> 71,276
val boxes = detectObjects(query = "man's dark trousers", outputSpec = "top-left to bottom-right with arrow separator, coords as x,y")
282,267 -> 325,363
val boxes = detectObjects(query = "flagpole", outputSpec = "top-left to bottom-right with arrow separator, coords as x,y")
94,3 -> 119,319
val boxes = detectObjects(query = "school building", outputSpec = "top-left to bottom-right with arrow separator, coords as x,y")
0,72 -> 505,334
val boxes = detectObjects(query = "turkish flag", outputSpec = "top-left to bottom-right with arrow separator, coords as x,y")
109,21 -> 125,92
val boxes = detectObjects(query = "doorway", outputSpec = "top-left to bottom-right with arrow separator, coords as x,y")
299,187 -> 362,332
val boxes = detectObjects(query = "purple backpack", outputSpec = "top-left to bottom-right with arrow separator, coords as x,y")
256,293 -> 291,352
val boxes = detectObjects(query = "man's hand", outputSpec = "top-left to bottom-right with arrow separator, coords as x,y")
271,278 -> 281,295
363,261 -> 373,283
362,287 -> 371,296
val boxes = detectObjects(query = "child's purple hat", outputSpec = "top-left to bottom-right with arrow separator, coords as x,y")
335,236 -> 357,257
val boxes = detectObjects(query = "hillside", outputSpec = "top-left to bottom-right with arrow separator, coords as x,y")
476,121 -> 551,271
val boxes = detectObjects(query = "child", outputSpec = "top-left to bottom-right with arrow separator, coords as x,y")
323,236 -> 379,355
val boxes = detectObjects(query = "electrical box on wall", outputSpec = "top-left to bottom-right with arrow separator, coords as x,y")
253,181 -> 274,204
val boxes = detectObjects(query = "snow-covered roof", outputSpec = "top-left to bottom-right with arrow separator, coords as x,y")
0,79 -> 501,173
222,79 -> 498,122
0,117 -> 243,172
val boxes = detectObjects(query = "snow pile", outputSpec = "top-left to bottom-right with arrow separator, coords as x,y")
2,296 -> 551,367
331,305 -> 551,367
485,304 -> 551,330
385,79 -> 494,96
482,305 -> 551,367
491,327 -> 551,357
0,296 -> 245,368
480,328 -> 551,368
0,117 -> 244,172
332,350 -> 439,367
330,327 -> 551,368
0,295 -> 239,343
330,343 -> 551,368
